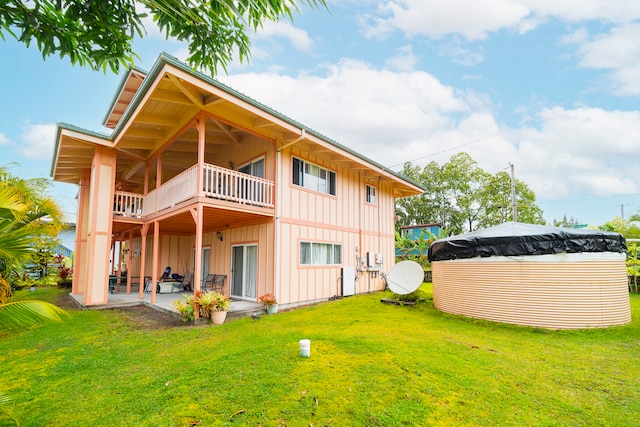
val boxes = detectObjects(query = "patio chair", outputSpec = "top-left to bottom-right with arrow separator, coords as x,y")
202,274 -> 216,291
180,272 -> 194,291
203,274 -> 226,292
210,274 -> 226,293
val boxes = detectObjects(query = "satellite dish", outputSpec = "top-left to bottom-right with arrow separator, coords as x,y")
384,260 -> 423,295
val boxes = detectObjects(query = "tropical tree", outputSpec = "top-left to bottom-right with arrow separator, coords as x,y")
599,216 -> 640,293
599,216 -> 640,239
553,214 -> 582,228
395,152 -> 545,234
0,166 -> 67,330
0,0 -> 328,74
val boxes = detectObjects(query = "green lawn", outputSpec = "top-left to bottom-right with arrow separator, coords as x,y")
1,285 -> 639,426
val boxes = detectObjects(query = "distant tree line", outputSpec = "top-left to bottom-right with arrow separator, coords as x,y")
395,152 -> 545,235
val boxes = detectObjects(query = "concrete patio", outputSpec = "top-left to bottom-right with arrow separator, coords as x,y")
68,288 -> 265,321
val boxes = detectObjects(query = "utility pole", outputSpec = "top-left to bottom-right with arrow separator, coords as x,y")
616,203 -> 628,220
509,162 -> 517,222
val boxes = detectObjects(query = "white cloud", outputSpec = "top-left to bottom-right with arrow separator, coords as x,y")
223,60 -> 640,207
220,58 -> 476,168
385,45 -> 419,71
512,107 -> 640,199
571,22 -> 640,95
361,1 -> 640,41
0,132 -> 9,146
17,123 -> 57,160
362,0 -> 530,40
253,21 -> 314,52
437,37 -> 485,66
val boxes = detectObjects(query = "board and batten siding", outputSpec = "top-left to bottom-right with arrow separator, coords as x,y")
128,223 -> 274,297
277,147 -> 397,304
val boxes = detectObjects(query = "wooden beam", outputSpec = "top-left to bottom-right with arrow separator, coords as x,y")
168,74 -> 204,108
151,88 -> 193,106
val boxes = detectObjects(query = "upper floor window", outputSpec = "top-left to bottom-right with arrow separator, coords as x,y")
292,157 -> 336,195
366,184 -> 377,204
300,241 -> 342,265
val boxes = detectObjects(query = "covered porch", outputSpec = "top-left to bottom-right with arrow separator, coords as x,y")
68,290 -> 265,321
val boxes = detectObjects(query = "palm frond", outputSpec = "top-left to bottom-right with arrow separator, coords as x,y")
0,300 -> 68,331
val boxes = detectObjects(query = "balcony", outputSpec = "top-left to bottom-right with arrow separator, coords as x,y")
113,163 -> 274,218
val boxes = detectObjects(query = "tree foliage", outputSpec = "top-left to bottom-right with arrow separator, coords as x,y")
0,167 -> 67,332
0,0 -> 328,74
0,278 -> 67,331
599,216 -> 640,239
395,152 -> 545,234
0,166 -> 64,283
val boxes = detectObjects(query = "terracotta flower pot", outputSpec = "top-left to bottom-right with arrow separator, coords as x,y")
211,310 -> 227,325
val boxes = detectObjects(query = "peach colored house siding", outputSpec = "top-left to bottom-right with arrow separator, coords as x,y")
52,53 -> 423,308
276,146 -> 396,304
129,223 -> 274,297
432,253 -> 631,329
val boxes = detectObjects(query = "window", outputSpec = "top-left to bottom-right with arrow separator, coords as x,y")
292,157 -> 336,195
300,242 -> 342,265
238,157 -> 265,178
366,184 -> 377,204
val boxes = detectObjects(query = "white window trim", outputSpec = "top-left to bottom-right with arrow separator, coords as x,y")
366,184 -> 377,205
292,157 -> 336,196
299,241 -> 343,266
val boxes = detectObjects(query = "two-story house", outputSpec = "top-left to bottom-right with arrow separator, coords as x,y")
51,53 -> 423,309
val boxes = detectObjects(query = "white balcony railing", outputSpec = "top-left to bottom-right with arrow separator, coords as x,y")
202,163 -> 274,208
114,163 -> 274,218
114,191 -> 144,217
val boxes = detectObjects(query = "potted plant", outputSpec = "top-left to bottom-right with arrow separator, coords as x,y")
259,293 -> 278,314
173,298 -> 195,322
197,290 -> 216,320
211,291 -> 230,325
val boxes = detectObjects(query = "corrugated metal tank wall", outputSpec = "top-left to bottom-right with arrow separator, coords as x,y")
432,253 -> 631,329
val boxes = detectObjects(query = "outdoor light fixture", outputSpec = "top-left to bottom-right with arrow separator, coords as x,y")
217,231 -> 223,241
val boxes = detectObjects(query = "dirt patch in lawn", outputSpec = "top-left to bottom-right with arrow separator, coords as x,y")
54,292 -> 188,329
110,305 -> 188,329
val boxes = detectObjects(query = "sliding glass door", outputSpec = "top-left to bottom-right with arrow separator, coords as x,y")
231,244 -> 257,299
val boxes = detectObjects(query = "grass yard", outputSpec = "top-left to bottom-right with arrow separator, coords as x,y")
1,285 -> 639,426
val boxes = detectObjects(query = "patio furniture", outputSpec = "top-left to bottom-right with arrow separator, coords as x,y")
145,280 -> 183,294
202,274 -> 226,292
180,272 -> 194,291
108,275 -> 117,294
160,266 -> 171,280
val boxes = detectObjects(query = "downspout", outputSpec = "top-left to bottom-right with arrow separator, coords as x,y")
274,128 -> 305,303
274,148 -> 282,301
358,171 -> 364,293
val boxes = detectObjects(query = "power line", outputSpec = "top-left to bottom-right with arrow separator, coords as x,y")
387,132 -> 502,170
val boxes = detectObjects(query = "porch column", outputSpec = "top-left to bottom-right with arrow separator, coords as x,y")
197,113 -> 205,197
84,145 -> 116,306
126,230 -> 133,294
138,224 -> 149,299
151,221 -> 160,304
72,169 -> 90,295
193,205 -> 203,320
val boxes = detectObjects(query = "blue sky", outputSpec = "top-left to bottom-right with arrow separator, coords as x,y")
2,0 -> 640,226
